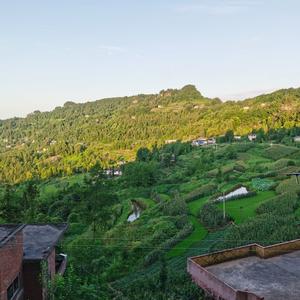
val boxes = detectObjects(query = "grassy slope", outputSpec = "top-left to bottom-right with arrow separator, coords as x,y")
167,196 -> 209,258
216,191 -> 276,224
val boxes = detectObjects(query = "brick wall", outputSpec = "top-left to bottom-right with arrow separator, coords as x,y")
0,231 -> 23,300
47,249 -> 56,280
23,249 -> 57,300
23,261 -> 43,300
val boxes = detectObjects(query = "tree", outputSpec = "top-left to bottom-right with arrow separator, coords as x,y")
0,185 -> 18,222
22,180 -> 40,222
136,147 -> 152,162
159,257 -> 168,292
224,130 -> 234,143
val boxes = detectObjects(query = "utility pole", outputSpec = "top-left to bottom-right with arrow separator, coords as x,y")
223,192 -> 226,220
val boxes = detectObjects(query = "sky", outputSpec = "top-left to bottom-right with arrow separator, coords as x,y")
1,0 -> 300,119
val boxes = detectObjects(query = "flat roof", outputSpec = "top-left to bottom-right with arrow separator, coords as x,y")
207,250 -> 300,300
23,224 -> 67,261
0,225 -> 24,247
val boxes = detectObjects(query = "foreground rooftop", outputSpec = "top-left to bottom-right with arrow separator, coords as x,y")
23,224 -> 68,260
188,239 -> 300,300
0,224 -> 24,247
207,250 -> 300,300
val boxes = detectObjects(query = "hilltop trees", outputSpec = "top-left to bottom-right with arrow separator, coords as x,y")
0,86 -> 300,184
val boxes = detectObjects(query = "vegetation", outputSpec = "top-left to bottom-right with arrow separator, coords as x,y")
1,85 -> 300,183
0,86 -> 300,299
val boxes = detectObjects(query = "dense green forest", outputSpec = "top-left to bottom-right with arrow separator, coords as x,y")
1,138 -> 300,299
0,85 -> 300,183
0,86 -> 300,299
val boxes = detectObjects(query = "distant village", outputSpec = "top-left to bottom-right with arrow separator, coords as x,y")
166,133 -> 300,147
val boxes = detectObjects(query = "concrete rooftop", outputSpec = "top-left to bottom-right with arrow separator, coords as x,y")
0,224 -> 23,247
23,224 -> 67,260
207,250 -> 300,300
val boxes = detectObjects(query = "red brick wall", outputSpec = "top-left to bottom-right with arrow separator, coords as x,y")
0,231 -> 23,300
47,249 -> 56,280
23,261 -> 43,300
23,249 -> 56,300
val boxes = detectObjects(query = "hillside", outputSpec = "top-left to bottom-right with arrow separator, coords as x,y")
1,85 -> 300,183
1,141 -> 299,299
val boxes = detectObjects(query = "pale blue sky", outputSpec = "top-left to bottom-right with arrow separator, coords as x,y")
1,0 -> 300,119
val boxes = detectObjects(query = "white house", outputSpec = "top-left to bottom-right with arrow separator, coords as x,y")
248,134 -> 257,141
165,139 -> 177,144
207,138 -> 216,145
192,138 -> 207,146
294,136 -> 300,142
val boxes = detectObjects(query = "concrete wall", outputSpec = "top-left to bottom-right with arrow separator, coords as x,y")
192,244 -> 257,267
188,259 -> 238,300
0,231 -> 24,300
188,239 -> 300,300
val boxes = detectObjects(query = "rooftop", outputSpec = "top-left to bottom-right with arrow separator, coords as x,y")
0,224 -> 24,247
188,239 -> 300,300
23,224 -> 68,260
207,250 -> 300,300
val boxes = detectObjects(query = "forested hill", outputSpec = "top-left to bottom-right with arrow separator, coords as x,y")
1,84 -> 300,183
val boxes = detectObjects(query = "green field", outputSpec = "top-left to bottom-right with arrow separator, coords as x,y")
217,191 -> 276,224
166,216 -> 207,258
188,196 -> 209,216
166,196 -> 209,257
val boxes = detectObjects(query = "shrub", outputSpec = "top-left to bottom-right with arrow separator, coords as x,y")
251,178 -> 275,191
160,195 -> 188,216
143,223 -> 193,266
199,203 -> 232,230
263,145 -> 299,160
276,178 -> 300,195
256,192 -> 299,215
184,183 -> 217,202
216,214 -> 300,250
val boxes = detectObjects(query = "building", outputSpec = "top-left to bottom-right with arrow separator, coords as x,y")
192,138 -> 216,147
294,136 -> 300,142
0,224 -> 67,300
248,133 -> 257,141
165,139 -> 177,144
188,239 -> 300,300
192,138 -> 207,146
234,135 -> 241,140
0,225 -> 24,300
207,138 -> 216,145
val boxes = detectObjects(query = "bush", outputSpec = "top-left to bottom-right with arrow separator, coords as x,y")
184,183 -> 217,202
251,178 -> 275,191
263,145 -> 299,160
199,203 -> 232,229
276,178 -> 300,195
215,214 -> 300,250
256,192 -> 299,215
143,223 -> 193,266
160,194 -> 188,216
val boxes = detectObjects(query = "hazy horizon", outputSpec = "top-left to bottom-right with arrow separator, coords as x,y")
1,0 -> 300,119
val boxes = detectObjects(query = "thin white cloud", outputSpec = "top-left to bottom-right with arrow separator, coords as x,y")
97,45 -> 126,55
174,0 -> 262,16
